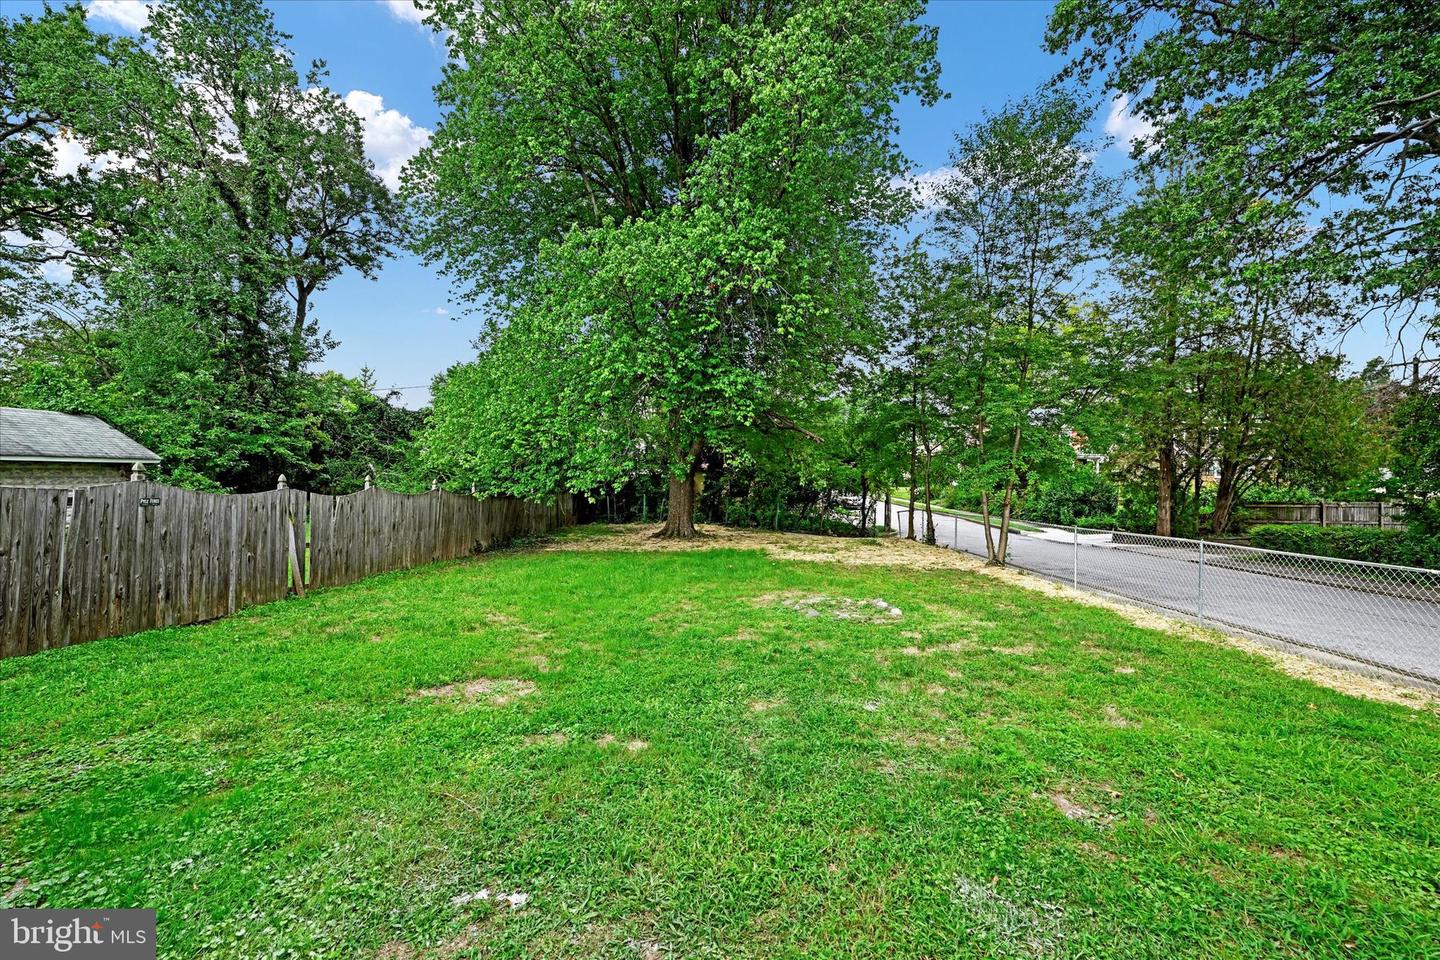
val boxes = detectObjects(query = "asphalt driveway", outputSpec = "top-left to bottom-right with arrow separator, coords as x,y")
882,507 -> 1440,684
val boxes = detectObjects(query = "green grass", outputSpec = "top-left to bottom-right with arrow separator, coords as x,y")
2,529 -> 1437,959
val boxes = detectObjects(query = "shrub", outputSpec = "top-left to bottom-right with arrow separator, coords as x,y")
721,500 -> 865,537
1249,524 -> 1440,569
1019,469 -> 1118,525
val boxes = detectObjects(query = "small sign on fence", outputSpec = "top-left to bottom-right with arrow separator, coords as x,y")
138,496 -> 161,507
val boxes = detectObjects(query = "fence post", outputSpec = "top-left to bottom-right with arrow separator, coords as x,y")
129,461 -> 146,482
1072,524 -> 1078,588
280,474 -> 304,598
1197,538 -> 1205,626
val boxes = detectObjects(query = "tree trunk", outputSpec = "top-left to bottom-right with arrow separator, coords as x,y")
906,426 -> 917,541
922,452 -> 936,545
996,487 -> 1016,565
979,491 -> 997,562
657,467 -> 701,538
883,492 -> 892,532
992,423 -> 1024,565
288,281 -> 313,373
859,475 -> 870,536
1156,440 -> 1175,537
1211,461 -> 1241,536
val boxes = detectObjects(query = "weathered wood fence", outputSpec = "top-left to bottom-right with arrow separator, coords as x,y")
0,482 -> 573,659
1242,501 -> 1406,529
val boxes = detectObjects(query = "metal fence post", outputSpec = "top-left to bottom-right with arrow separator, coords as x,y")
1072,524 -> 1079,587
1197,539 -> 1205,626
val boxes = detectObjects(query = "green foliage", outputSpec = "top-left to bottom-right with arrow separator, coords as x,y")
0,4 -> 132,325
1249,524 -> 1440,570
408,0 -> 941,528
1104,176 -> 1386,534
1390,388 -> 1440,536
1019,467 -> 1118,526
1048,0 -> 1440,332
925,92 -> 1123,560
1,0 -> 401,491
1242,485 -> 1322,505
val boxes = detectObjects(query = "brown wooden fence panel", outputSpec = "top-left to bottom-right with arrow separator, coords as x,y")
0,483 -> 571,659
306,488 -> 570,590
1242,501 -> 1406,529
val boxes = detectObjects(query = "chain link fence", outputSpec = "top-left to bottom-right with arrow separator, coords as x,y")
887,507 -> 1440,686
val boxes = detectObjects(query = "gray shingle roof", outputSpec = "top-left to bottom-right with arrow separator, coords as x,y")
0,407 -> 160,463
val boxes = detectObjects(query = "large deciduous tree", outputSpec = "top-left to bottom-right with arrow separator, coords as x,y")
408,0 -> 940,536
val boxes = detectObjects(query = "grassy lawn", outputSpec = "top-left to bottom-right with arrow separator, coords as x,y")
2,528 -> 1437,959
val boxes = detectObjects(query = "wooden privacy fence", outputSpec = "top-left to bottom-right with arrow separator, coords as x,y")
0,481 -> 573,659
1242,501 -> 1406,529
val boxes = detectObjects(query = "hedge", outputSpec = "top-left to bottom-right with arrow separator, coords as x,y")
1249,524 -> 1440,570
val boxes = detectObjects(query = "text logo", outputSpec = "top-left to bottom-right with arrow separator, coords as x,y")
5,910 -> 155,959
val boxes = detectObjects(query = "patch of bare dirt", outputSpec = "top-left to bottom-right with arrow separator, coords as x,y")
412,677 -> 536,706
522,732 -> 568,747
1046,790 -> 1113,828
898,640 -> 971,657
596,734 -> 649,751
748,698 -> 784,712
546,524 -> 1437,709
375,917 -> 498,960
951,874 -> 1065,955
883,729 -> 967,750
756,591 -> 904,623
1102,705 -> 1137,728
628,939 -> 668,960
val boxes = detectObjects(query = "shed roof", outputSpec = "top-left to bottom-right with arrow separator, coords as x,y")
0,407 -> 161,464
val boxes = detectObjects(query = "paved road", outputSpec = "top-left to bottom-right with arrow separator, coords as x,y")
879,506 -> 1440,683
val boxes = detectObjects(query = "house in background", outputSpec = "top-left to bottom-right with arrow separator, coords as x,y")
0,407 -> 160,487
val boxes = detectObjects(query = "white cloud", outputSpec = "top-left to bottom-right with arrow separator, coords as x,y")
381,0 -> 429,28
51,134 -> 134,178
343,90 -> 432,192
52,136 -> 92,178
86,0 -> 153,33
425,306 -> 449,316
1104,94 -> 1158,155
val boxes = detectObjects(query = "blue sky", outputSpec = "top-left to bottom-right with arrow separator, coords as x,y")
18,0 -> 1408,403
